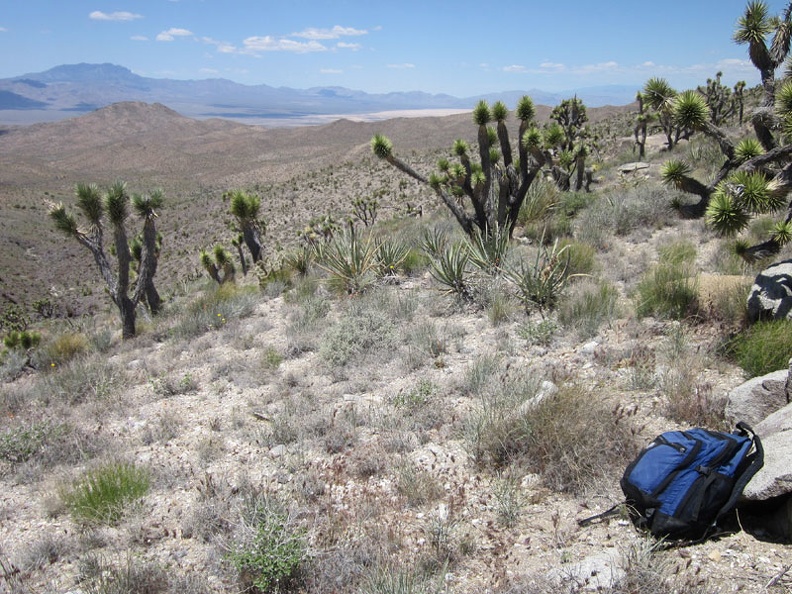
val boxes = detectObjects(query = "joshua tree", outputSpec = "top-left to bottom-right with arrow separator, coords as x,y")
231,234 -> 249,276
697,72 -> 747,126
129,191 -> 164,314
733,0 -> 792,148
372,97 -> 544,238
201,245 -> 236,285
227,190 -> 266,265
642,77 -> 696,150
633,92 -> 650,159
48,181 -> 163,339
658,1 -> 792,261
548,97 -> 595,191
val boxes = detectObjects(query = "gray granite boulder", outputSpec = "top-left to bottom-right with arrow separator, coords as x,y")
743,402 -> 792,501
726,367 -> 791,427
747,259 -> 792,323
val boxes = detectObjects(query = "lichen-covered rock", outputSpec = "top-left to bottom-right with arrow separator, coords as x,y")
747,259 -> 792,323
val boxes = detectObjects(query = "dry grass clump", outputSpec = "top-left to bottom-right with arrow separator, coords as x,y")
467,371 -> 638,495
558,278 -> 620,339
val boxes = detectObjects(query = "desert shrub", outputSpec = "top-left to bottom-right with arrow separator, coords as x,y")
576,186 -> 676,248
3,329 -> 41,351
319,293 -> 396,367
77,553 -> 168,594
171,283 -> 258,340
62,461 -> 150,525
468,379 -> 637,495
658,325 -> 726,427
39,331 -> 89,366
517,318 -> 558,347
728,319 -> 792,377
0,421 -> 62,467
43,357 -> 123,404
559,239 -> 596,277
229,498 -> 307,593
635,242 -> 699,320
285,293 -> 330,356
395,462 -> 445,507
151,372 -> 198,397
558,279 -> 620,339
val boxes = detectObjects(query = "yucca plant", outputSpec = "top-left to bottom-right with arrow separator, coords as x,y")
317,227 -> 377,295
428,242 -> 472,301
375,237 -> 409,279
466,224 -> 511,275
505,239 -> 571,314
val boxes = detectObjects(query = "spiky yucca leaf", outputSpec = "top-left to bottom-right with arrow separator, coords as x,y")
318,228 -> 377,295
706,186 -> 751,236
673,90 -> 710,129
229,190 -> 261,221
473,100 -> 492,126
132,189 -> 164,218
375,237 -> 409,277
643,77 -> 677,110
428,242 -> 471,299
453,139 -> 469,156
489,148 -> 501,164
492,101 -> 508,122
75,183 -> 103,226
505,239 -> 570,313
437,158 -> 450,172
371,133 -> 393,159
516,95 -> 535,122
521,128 -> 542,148
450,163 -> 466,180
49,202 -> 79,236
558,150 -> 574,169
471,169 -> 486,187
735,138 -> 764,162
105,181 -> 129,226
467,225 -> 511,275
729,169 -> 784,213
772,220 -> 792,245
660,159 -> 692,187
775,78 -> 792,117
420,227 -> 448,258
486,126 -> 498,145
429,173 -> 444,190
543,123 -> 565,148
734,0 -> 773,46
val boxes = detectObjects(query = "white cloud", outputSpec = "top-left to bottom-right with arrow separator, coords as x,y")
156,28 -> 193,42
387,63 -> 415,69
0,27 -> 7,32
293,26 -> 367,40
242,36 -> 327,53
130,35 -> 148,41
337,42 -> 361,51
539,62 -> 567,72
201,37 -> 237,53
503,65 -> 527,73
321,68 -> 343,74
89,11 -> 142,22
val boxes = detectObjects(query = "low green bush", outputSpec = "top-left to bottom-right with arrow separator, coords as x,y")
728,319 -> 792,377
229,502 -> 306,593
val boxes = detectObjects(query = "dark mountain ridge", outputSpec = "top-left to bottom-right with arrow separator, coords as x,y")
0,63 -> 638,126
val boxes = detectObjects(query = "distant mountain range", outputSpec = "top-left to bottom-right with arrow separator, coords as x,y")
0,63 -> 638,126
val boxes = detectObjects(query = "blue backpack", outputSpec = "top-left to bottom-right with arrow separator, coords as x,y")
580,422 -> 763,541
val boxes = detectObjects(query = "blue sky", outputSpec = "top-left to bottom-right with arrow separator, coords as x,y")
0,1 -> 788,96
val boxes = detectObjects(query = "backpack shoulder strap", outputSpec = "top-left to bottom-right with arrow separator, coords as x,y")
577,503 -> 624,527
715,421 -> 764,522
